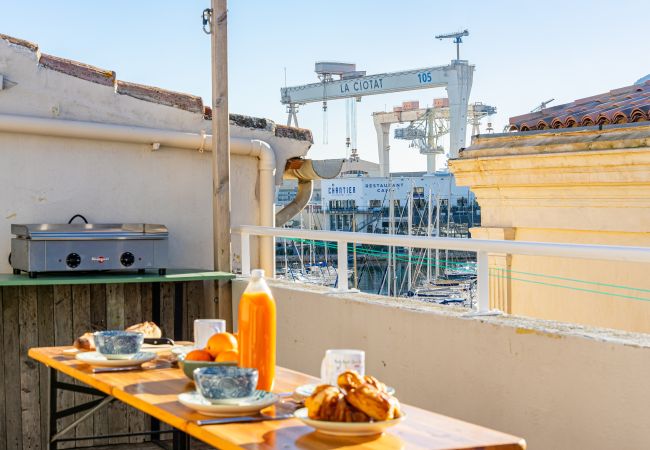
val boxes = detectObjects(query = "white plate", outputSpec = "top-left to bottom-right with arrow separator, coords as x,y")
76,351 -> 156,368
178,390 -> 279,417
171,345 -> 195,356
294,383 -> 395,400
294,408 -> 405,436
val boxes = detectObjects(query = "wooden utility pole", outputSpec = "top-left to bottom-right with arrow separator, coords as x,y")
210,0 -> 232,326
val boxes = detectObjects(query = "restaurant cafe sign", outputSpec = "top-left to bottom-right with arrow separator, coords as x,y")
364,182 -> 404,193
326,184 -> 357,196
326,181 -> 404,196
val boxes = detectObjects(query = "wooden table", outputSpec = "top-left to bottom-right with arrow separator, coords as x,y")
29,346 -> 526,450
2,270 -> 234,450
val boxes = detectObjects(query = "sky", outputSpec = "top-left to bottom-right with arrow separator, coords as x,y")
2,0 -> 649,172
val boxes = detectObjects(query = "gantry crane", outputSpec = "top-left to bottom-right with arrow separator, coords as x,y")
373,102 -> 496,173
435,29 -> 469,61
280,53 -> 474,176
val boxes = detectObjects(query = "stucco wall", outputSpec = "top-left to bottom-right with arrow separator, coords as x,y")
450,127 -> 650,333
0,131 -> 261,271
233,278 -> 650,450
0,34 -> 311,272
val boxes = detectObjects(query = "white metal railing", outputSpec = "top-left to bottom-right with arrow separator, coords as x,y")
233,225 -> 650,313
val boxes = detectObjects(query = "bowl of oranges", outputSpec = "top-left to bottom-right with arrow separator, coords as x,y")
178,332 -> 239,380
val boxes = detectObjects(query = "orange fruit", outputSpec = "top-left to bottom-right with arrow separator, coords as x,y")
206,332 -> 238,357
216,350 -> 239,363
184,349 -> 213,361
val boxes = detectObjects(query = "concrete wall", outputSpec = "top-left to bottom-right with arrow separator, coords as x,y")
233,278 -> 650,450
449,126 -> 650,333
0,34 -> 311,272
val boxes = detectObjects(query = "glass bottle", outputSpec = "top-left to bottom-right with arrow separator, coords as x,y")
237,269 -> 276,391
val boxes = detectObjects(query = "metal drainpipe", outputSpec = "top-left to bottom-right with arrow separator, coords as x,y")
0,113 -> 277,275
275,158 -> 344,227
276,180 -> 312,227
228,138 -> 276,275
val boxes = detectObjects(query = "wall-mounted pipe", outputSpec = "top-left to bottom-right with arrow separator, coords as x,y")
229,138 -> 275,274
0,113 -> 276,274
275,158 -> 344,226
276,180 -> 312,227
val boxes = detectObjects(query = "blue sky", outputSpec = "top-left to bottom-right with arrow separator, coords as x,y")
2,1 -> 649,172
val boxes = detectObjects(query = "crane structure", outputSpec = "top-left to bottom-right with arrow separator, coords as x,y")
531,98 -> 555,113
281,59 -> 474,176
373,102 -> 496,173
435,29 -> 469,61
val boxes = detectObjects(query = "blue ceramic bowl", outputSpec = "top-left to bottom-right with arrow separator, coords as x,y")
193,366 -> 259,403
94,330 -> 144,360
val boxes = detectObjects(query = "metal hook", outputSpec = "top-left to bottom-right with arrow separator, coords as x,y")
202,8 -> 213,35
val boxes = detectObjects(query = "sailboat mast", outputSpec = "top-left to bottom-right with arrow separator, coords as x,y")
435,194 -> 440,281
427,187 -> 432,283
388,182 -> 394,296
407,187 -> 413,292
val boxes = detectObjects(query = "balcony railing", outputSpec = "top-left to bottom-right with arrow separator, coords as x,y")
233,225 -> 650,314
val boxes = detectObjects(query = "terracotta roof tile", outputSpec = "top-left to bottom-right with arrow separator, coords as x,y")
228,113 -> 271,131
510,81 -> 650,131
1,32 -> 314,142
0,33 -> 38,52
205,110 -> 314,143
274,124 -> 313,142
39,53 -> 115,87
116,80 -> 203,113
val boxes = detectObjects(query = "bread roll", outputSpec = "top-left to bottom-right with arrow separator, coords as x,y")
346,384 -> 400,421
73,332 -> 95,350
73,322 -> 161,351
125,321 -> 162,338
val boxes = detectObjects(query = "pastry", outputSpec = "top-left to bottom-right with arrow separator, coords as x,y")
364,375 -> 388,393
337,370 -> 365,392
346,384 -> 401,421
73,332 -> 95,350
73,321 -> 161,351
125,321 -> 162,338
306,385 -> 370,422
306,374 -> 401,423
305,385 -> 341,420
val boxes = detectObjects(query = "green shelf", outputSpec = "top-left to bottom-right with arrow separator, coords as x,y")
0,269 -> 235,287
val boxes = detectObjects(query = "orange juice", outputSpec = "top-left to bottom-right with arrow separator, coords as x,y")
237,269 -> 276,391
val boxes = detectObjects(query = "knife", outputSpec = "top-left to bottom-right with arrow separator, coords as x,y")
196,414 -> 294,426
144,337 -> 175,346
92,366 -> 145,373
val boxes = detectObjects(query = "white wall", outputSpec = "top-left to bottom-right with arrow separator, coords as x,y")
0,36 -> 310,272
233,278 -> 650,450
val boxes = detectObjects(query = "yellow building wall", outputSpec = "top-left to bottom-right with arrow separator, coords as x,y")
450,126 -> 650,333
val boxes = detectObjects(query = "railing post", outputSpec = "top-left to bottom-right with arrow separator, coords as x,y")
337,239 -> 349,291
241,232 -> 250,276
477,250 -> 489,313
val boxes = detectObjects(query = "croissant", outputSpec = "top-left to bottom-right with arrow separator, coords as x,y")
346,384 -> 402,421
364,375 -> 388,393
337,370 -> 365,392
305,385 -> 342,420
306,385 -> 371,422
333,398 -> 371,422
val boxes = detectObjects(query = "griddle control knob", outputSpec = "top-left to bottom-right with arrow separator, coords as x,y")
120,252 -> 135,267
66,253 -> 81,268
